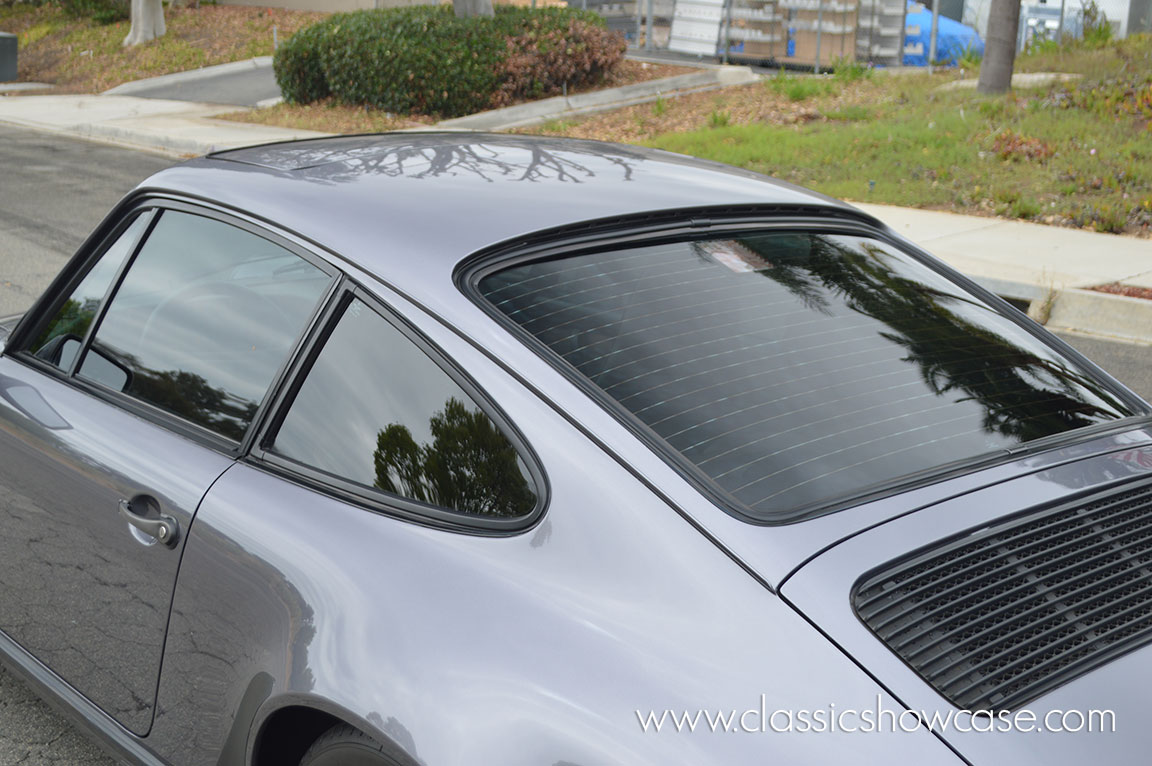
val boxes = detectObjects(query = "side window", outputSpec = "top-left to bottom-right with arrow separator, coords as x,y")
270,298 -> 538,519
30,214 -> 150,371
76,210 -> 334,442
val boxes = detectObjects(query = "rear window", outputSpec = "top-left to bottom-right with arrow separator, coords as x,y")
478,231 -> 1139,521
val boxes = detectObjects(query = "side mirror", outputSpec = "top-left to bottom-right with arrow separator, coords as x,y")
80,344 -> 132,393
34,333 -> 84,369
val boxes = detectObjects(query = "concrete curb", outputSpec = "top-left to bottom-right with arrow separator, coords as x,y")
1045,288 -> 1152,345
937,72 -> 1083,92
103,57 -> 274,96
437,66 -> 760,131
0,83 -> 52,94
967,275 -> 1152,346
625,52 -> 731,70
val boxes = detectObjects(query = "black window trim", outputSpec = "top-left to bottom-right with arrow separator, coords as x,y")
7,196 -> 343,457
457,211 -> 1152,526
247,284 -> 549,535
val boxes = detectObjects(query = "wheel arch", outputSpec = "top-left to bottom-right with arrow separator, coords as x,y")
248,695 -> 420,766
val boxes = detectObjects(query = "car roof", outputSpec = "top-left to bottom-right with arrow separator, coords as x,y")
139,134 -> 878,297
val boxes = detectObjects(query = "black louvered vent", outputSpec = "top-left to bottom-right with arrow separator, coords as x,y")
854,478 -> 1152,711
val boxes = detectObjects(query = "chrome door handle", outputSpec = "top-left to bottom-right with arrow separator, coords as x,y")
118,498 -> 179,547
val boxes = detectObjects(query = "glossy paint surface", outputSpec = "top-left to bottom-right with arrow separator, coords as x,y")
783,438 -> 1152,764
0,356 -> 233,734
148,295 -> 959,765
0,134 -> 1148,765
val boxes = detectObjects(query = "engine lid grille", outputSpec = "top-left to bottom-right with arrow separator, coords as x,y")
853,477 -> 1152,710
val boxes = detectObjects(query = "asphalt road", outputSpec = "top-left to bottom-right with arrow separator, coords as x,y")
0,127 -> 172,316
0,125 -> 1149,763
0,126 -> 166,766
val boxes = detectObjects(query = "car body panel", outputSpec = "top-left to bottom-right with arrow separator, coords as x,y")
0,133 -> 1147,765
130,135 -> 1151,591
0,355 -> 234,734
147,134 -> 877,327
146,302 -> 962,765
782,439 -> 1152,762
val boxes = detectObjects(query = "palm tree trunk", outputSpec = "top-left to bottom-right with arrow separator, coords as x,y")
978,0 -> 1021,93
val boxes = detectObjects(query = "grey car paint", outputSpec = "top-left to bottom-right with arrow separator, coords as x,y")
783,437 -> 1152,764
0,133 -> 1148,765
0,356 -> 233,734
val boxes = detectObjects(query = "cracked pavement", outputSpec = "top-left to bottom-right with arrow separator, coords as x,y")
0,665 -> 112,764
0,124 -> 171,765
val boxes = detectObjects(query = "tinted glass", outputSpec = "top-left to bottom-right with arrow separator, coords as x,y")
79,211 -> 332,441
31,215 -> 148,371
480,232 -> 1139,519
272,299 -> 537,518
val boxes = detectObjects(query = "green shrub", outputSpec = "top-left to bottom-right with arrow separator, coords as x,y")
274,6 -> 625,118
273,21 -> 332,104
1082,0 -> 1114,48
492,15 -> 626,107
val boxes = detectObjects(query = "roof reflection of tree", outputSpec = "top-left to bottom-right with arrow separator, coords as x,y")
280,138 -> 643,184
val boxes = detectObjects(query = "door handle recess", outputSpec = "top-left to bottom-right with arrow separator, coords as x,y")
119,498 -> 179,547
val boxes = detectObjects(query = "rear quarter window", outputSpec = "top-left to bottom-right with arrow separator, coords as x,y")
268,297 -> 539,521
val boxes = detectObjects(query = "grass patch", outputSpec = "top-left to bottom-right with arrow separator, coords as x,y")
217,99 -> 431,133
0,4 -> 325,93
832,58 -> 872,83
638,61 -> 1152,233
823,105 -> 871,121
1017,31 -> 1152,78
522,34 -> 1152,233
708,108 -> 731,128
766,71 -> 835,102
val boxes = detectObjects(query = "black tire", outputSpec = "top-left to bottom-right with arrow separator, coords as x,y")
300,723 -> 396,766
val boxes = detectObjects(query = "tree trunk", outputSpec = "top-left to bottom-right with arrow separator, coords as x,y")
123,0 -> 166,47
453,0 -> 495,19
977,0 -> 1021,94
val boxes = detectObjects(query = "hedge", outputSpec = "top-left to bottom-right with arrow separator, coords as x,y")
274,5 -> 626,118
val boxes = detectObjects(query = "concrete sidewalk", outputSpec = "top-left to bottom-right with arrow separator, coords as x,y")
0,93 -> 326,155
103,56 -> 280,107
0,59 -> 755,154
0,65 -> 1149,343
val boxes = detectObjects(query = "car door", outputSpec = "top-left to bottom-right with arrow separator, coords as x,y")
0,201 -> 338,736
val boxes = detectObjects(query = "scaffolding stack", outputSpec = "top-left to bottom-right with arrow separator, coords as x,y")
666,0 -> 915,68
855,0 -> 906,66
712,0 -> 862,67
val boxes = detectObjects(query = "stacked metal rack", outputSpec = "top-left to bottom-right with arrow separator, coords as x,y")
666,0 -> 909,68
690,0 -> 861,68
855,0 -> 905,65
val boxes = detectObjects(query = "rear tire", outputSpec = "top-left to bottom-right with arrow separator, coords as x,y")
300,723 -> 396,766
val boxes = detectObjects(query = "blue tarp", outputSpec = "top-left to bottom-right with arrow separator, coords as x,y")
902,4 -> 984,66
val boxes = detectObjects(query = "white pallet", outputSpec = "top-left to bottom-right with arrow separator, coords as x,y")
727,26 -> 784,40
669,0 -> 724,55
730,7 -> 782,20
